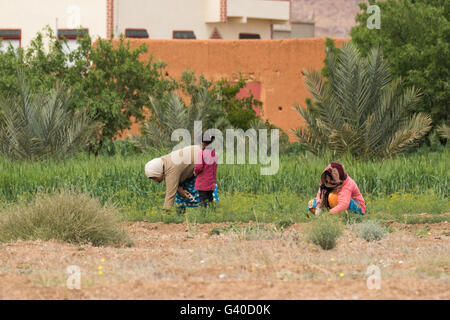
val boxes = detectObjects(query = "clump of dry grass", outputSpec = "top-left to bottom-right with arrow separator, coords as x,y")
209,223 -> 282,240
355,220 -> 386,242
307,214 -> 342,250
234,224 -> 281,240
0,191 -> 130,247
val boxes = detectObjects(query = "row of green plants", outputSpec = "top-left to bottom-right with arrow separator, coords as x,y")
0,150 -> 447,221
0,150 -> 447,200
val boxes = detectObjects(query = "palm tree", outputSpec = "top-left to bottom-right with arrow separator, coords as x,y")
0,76 -> 100,161
130,87 -> 230,152
293,42 -> 432,159
130,74 -> 291,153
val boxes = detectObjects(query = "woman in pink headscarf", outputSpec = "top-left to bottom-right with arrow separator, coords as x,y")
307,162 -> 366,215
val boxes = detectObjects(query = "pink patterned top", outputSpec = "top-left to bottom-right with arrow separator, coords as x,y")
194,149 -> 218,191
315,176 -> 366,213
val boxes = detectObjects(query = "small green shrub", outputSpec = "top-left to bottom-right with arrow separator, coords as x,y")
0,191 -> 130,247
355,220 -> 386,242
307,214 -> 342,250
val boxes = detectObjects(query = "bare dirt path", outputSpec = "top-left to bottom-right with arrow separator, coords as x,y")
0,222 -> 449,299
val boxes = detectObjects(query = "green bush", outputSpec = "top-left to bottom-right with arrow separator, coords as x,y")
355,220 -> 386,242
307,214 -> 342,250
351,0 -> 449,129
0,191 -> 130,247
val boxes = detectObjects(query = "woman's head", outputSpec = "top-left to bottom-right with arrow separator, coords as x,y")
145,158 -> 164,183
319,162 -> 348,209
320,162 -> 348,188
201,132 -> 215,149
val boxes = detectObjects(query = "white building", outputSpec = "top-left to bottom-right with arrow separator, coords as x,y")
115,0 -> 290,40
0,0 -> 108,51
0,0 -> 294,51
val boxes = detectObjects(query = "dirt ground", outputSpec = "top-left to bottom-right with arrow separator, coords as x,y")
0,221 -> 449,300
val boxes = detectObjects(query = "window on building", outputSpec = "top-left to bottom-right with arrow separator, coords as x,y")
125,29 -> 149,39
173,30 -> 196,39
239,33 -> 261,39
57,29 -> 89,54
0,29 -> 21,52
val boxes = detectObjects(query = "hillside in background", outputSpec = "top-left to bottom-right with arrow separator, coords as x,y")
292,0 -> 368,38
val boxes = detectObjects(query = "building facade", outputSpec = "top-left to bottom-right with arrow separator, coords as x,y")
0,0 -> 295,50
0,0 -> 108,50
114,0 -> 290,40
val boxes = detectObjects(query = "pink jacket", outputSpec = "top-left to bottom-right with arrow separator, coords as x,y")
194,149 -> 218,191
315,176 -> 366,213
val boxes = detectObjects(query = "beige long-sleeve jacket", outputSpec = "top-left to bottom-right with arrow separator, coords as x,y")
161,145 -> 202,209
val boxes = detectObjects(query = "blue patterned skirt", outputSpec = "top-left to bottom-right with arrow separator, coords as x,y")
175,176 -> 219,208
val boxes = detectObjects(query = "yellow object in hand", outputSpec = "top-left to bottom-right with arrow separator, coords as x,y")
328,192 -> 339,209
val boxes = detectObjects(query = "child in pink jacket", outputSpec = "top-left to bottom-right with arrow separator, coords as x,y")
307,162 -> 365,215
194,133 -> 218,207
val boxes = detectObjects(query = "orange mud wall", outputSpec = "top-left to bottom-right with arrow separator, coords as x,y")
122,38 -> 348,140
